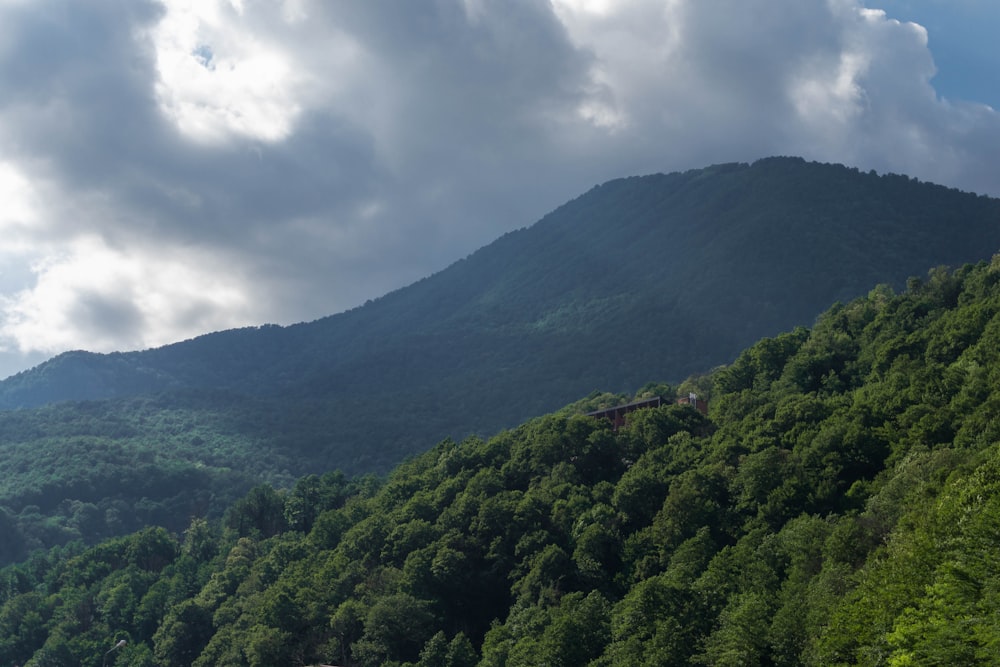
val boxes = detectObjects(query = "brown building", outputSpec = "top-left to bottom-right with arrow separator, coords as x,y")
586,396 -> 665,430
586,393 -> 708,430
675,392 -> 708,415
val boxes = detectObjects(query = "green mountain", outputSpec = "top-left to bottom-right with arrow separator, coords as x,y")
1,156 -> 999,559
4,257 -> 1000,666
4,156 -> 999,430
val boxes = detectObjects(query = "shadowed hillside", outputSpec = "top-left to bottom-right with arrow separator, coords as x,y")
0,157 -> 999,558
3,158 -> 998,425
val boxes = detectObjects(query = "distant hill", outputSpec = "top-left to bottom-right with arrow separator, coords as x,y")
3,158 -> 998,417
1,156 -> 1000,558
7,158 -> 1000,410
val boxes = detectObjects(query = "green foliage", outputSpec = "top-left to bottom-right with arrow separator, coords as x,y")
6,259 -> 1000,663
3,158 -> 1000,570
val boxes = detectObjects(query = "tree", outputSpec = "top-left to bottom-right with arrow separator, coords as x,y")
351,594 -> 436,666
152,599 -> 214,667
224,485 -> 288,539
537,591 -> 611,667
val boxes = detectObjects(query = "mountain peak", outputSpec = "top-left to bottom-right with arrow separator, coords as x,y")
1,158 -> 998,466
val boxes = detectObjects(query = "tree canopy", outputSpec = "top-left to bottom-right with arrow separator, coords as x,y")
3,157 -> 1000,563
5,257 -> 1000,664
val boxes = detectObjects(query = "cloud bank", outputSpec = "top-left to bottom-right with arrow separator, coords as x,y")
0,0 -> 997,377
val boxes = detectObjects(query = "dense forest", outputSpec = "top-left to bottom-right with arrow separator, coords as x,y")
2,157 -> 1000,562
4,257 -> 1000,665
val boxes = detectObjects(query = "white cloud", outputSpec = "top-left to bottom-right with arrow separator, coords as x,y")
0,0 -> 998,376
151,0 -> 306,143
0,235 -> 255,354
546,0 -> 1000,189
0,161 -> 42,254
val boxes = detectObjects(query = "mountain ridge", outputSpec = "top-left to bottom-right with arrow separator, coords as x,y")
2,156 -> 998,445
5,156 -> 998,412
1,155 -> 1000,559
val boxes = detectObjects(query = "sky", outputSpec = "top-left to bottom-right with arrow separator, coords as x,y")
0,0 -> 998,380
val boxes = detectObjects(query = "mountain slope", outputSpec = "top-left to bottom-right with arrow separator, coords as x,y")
0,157 -> 999,557
5,258 -> 1000,665
3,158 -> 998,424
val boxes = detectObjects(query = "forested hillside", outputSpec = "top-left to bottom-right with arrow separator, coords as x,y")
1,157 -> 999,561
3,158 -> 999,432
4,258 -> 1000,666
